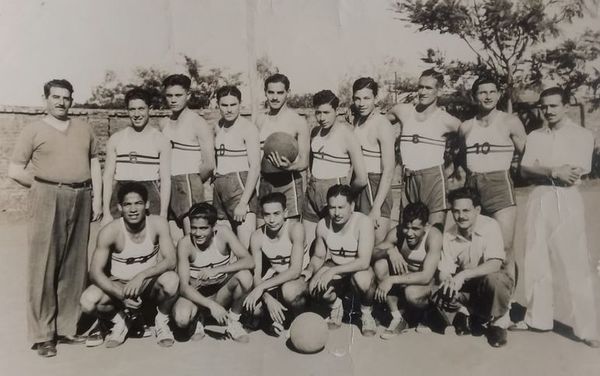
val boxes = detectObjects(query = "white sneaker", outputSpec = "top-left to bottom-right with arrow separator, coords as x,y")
326,302 -> 344,329
154,314 -> 175,348
105,313 -> 129,348
226,319 -> 249,343
361,311 -> 377,337
191,319 -> 206,341
415,322 -> 432,334
85,320 -> 109,347
380,315 -> 408,339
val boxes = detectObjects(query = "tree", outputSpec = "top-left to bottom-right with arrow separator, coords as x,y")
394,0 -> 593,112
182,55 -> 243,109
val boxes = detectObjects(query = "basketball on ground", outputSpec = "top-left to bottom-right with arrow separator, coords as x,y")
289,312 -> 328,354
261,132 -> 299,173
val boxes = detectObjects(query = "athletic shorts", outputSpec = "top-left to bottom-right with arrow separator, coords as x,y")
302,176 -> 350,223
110,180 -> 161,218
110,275 -> 159,300
190,274 -> 232,297
403,165 -> 448,213
466,170 -> 515,215
212,171 -> 259,221
356,173 -> 393,218
169,173 -> 205,225
258,171 -> 304,218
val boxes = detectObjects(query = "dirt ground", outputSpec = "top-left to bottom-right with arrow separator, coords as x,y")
2,185 -> 600,376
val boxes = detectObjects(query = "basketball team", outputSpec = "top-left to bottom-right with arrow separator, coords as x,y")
8,70 -> 599,358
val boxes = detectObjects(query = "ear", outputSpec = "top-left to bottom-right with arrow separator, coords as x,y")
117,203 -> 123,213
475,205 -> 481,215
283,208 -> 289,217
350,201 -> 356,211
145,201 -> 150,210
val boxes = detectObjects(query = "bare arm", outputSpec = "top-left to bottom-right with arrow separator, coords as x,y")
286,116 -> 310,172
370,119 -> 395,214
327,216 -> 375,276
158,135 -> 172,217
90,224 -> 125,300
372,227 -> 398,261
90,157 -> 102,221
134,217 -> 177,280
258,222 -> 305,292
444,112 -> 462,134
197,117 -> 215,182
388,227 -> 442,286
7,162 -> 33,187
508,114 -> 527,155
210,226 -> 255,276
240,124 -> 261,207
345,126 -> 368,191
249,230 -> 264,288
305,221 -> 328,280
176,238 -> 216,309
102,136 -> 118,219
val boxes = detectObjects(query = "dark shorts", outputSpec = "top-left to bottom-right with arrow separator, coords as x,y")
466,170 -> 515,215
169,173 -> 206,225
302,176 -> 350,223
403,165 -> 448,213
190,274 -> 232,297
110,275 -> 159,300
259,171 -> 304,218
110,180 -> 161,218
212,171 -> 259,220
356,173 -> 393,218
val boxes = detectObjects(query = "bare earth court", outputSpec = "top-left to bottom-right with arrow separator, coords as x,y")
1,184 -> 600,376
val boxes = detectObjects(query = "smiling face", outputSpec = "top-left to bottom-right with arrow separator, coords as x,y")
417,76 -> 439,107
45,86 -> 72,120
402,218 -> 427,248
165,85 -> 189,113
118,192 -> 149,225
353,88 -> 376,117
450,198 -> 480,232
265,82 -> 288,111
189,217 -> 215,247
218,94 -> 241,123
475,83 -> 500,112
127,99 -> 150,130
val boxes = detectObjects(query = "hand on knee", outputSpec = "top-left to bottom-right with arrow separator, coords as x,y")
158,271 -> 180,297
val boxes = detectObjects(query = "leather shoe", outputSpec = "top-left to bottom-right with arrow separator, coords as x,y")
57,334 -> 87,344
582,338 -> 600,348
36,340 -> 57,358
487,326 -> 508,348
453,312 -> 470,336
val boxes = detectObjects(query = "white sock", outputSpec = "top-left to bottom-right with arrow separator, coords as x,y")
112,311 -> 126,325
330,298 -> 342,309
390,310 -> 402,320
155,309 -> 169,323
228,310 -> 241,322
360,305 -> 373,315
458,305 -> 470,316
491,311 -> 511,329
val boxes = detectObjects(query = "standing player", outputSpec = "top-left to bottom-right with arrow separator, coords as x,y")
459,77 -> 526,281
520,87 -> 599,347
243,193 -> 309,335
303,90 -> 367,247
351,77 -> 396,244
80,182 -> 179,348
387,69 -> 461,226
103,87 -> 171,224
8,79 -> 102,357
305,185 -> 377,336
373,202 -> 442,338
160,74 -> 215,234
172,203 -> 254,343
257,74 -> 310,222
212,85 -> 260,249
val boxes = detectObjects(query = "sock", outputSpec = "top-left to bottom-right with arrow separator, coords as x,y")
360,305 -> 373,315
228,310 -> 241,322
458,305 -> 470,316
390,310 -> 402,320
491,311 -> 511,329
330,298 -> 342,309
155,309 -> 169,324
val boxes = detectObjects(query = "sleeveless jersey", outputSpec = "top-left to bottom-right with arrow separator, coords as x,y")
189,232 -> 231,285
111,218 -> 159,281
325,213 -> 361,266
258,108 -> 299,157
398,228 -> 430,273
114,127 -> 162,181
161,110 -> 203,175
400,107 -> 447,171
464,112 -> 515,173
215,117 -> 251,175
354,112 -> 384,174
261,221 -> 309,274
311,126 -> 351,179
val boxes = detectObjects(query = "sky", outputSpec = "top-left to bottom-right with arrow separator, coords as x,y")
0,0 -> 597,106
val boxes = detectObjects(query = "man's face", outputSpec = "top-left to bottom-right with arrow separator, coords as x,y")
353,88 -> 376,117
45,86 -> 72,120
315,103 -> 337,128
262,202 -> 287,232
475,83 -> 500,112
327,195 -> 354,225
265,82 -> 288,111
218,95 -> 240,122
450,198 -> 480,232
540,94 -> 566,125
128,99 -> 150,130
417,76 -> 439,107
118,192 -> 148,225
402,218 -> 427,248
165,85 -> 189,113
190,217 -> 214,247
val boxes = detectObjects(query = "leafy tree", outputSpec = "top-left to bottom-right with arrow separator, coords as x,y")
182,55 -> 243,109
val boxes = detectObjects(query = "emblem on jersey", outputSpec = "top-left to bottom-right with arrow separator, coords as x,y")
128,151 -> 138,163
217,144 -> 226,156
473,142 -> 491,155
412,134 -> 420,143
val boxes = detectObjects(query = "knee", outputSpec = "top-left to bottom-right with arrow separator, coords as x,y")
157,271 -> 180,297
352,269 -> 375,292
80,287 -> 100,314
173,303 -> 194,328
481,272 -> 514,297
234,270 -> 253,292
404,286 -> 430,309
281,281 -> 304,305
373,259 -> 389,281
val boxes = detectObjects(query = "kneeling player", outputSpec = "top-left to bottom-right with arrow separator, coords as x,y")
373,202 -> 442,339
243,193 -> 309,335
305,184 -> 377,336
80,182 -> 179,348
172,203 -> 254,343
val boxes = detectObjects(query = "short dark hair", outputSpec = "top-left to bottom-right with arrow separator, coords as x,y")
117,182 -> 148,204
260,192 -> 287,210
352,77 -> 378,96
420,68 -> 444,88
313,90 -> 339,110
44,79 -> 74,98
188,202 -> 218,226
264,73 -> 290,91
401,202 -> 429,227
125,87 -> 152,107
471,76 -> 498,96
539,86 -> 568,105
163,74 -> 191,91
326,184 -> 355,203
448,187 -> 481,208
216,85 -> 242,102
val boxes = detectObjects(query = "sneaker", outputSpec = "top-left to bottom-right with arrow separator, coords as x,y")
380,315 -> 408,340
508,320 -> 528,331
415,322 -> 432,334
361,312 -> 377,337
583,338 -> 600,348
35,340 -> 57,358
155,314 -> 175,348
191,319 -> 206,341
85,320 -> 109,347
57,334 -> 87,344
105,314 -> 129,349
226,319 -> 250,343
487,326 -> 508,348
326,302 -> 344,329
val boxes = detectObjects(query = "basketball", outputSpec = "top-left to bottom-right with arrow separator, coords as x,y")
261,132 -> 299,173
289,312 -> 328,354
